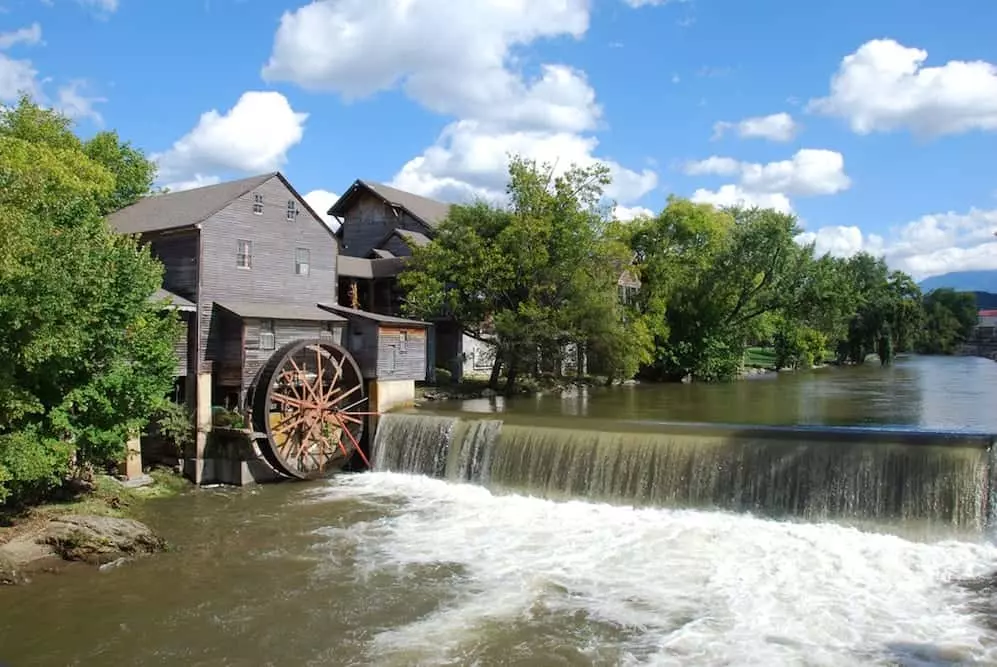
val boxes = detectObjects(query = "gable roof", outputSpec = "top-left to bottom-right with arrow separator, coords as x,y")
328,179 -> 452,230
367,227 -> 432,258
150,288 -> 196,312
337,255 -> 407,279
107,172 -> 337,241
216,301 -> 347,322
319,303 -> 430,327
107,173 -> 276,235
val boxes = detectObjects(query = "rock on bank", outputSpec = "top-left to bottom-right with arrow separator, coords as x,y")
0,515 -> 166,584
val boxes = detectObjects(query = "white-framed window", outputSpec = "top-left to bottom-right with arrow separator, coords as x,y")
237,239 -> 252,269
259,319 -> 275,350
252,193 -> 264,215
286,199 -> 298,221
295,248 -> 310,276
399,330 -> 408,353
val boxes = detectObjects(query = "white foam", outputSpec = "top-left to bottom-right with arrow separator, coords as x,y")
312,473 -> 997,665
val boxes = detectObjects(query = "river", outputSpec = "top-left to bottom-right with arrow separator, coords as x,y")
2,356 -> 997,666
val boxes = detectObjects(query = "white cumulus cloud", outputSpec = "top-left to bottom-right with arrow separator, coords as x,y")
712,112 -> 799,142
0,24 -> 42,103
390,120 -> 657,205
153,91 -> 308,187
613,204 -> 654,221
303,189 -> 341,230
56,79 -> 105,124
808,39 -> 997,136
261,0 -> 657,209
685,149 -> 850,213
691,185 -> 794,215
798,207 -> 997,280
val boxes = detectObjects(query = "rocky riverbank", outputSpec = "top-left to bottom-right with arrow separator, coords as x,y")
0,470 -> 185,585
0,514 -> 167,585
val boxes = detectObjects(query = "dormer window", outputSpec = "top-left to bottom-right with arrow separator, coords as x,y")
286,199 -> 298,221
252,193 -> 264,215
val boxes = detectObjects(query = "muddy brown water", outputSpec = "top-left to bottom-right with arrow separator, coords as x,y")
2,355 -> 997,666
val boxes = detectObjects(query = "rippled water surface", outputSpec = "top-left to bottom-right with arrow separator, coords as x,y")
1,356 -> 997,665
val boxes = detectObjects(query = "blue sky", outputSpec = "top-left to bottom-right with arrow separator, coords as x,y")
2,0 -> 997,280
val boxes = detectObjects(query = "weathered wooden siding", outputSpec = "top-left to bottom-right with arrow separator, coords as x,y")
339,190 -> 432,258
172,313 -> 191,377
198,175 -> 340,369
382,233 -> 415,257
144,231 -> 199,302
207,308 -> 244,386
343,319 -> 379,378
241,318 -> 344,391
376,326 -> 428,380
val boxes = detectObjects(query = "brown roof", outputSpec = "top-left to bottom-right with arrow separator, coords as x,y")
108,173 -> 276,234
319,303 -> 430,327
329,179 -> 452,229
337,255 -> 407,279
215,302 -> 347,322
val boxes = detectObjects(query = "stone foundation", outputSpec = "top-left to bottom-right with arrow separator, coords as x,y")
184,428 -> 284,486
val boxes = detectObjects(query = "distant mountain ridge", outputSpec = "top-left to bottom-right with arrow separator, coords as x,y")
917,271 -> 997,308
919,270 -> 997,294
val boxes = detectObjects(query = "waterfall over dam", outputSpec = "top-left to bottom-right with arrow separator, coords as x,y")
370,413 -> 997,530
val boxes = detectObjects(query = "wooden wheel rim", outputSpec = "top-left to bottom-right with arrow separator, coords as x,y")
255,340 -> 366,479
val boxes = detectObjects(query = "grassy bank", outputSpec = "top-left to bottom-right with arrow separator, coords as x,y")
0,468 -> 190,545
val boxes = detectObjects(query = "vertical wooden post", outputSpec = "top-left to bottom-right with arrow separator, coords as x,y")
184,370 -> 213,484
117,433 -> 144,480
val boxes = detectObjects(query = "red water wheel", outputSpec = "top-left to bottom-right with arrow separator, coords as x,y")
247,340 -> 372,479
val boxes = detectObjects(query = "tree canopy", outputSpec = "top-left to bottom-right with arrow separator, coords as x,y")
916,288 -> 978,354
401,153 -> 944,389
401,157 -> 655,388
0,96 -> 178,505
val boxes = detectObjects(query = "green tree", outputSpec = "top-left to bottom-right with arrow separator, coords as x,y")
628,200 -> 815,381
0,96 -> 179,505
916,288 -> 977,354
401,156 -> 650,390
836,253 -> 922,365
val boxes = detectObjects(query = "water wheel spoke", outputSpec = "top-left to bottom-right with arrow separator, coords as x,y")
252,339 -> 367,480
311,345 -> 325,409
339,396 -> 369,413
270,393 -> 313,411
334,412 -> 370,468
326,353 -> 344,397
337,413 -> 364,427
288,356 -> 319,405
273,411 -> 311,436
328,384 -> 361,409
277,371 -> 306,402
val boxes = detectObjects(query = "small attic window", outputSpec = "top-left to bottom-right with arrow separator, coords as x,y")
252,193 -> 264,215
286,199 -> 298,221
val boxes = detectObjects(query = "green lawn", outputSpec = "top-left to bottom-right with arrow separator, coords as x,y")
743,347 -> 777,369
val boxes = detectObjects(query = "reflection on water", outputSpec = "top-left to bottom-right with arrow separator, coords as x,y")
442,356 -> 997,431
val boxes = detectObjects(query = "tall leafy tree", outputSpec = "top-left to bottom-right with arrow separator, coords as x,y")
628,200 -> 815,380
0,96 -> 179,504
401,156 -> 650,390
917,288 -> 978,354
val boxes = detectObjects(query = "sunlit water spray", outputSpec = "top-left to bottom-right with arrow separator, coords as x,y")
313,473 -> 997,665
329,413 -> 997,663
